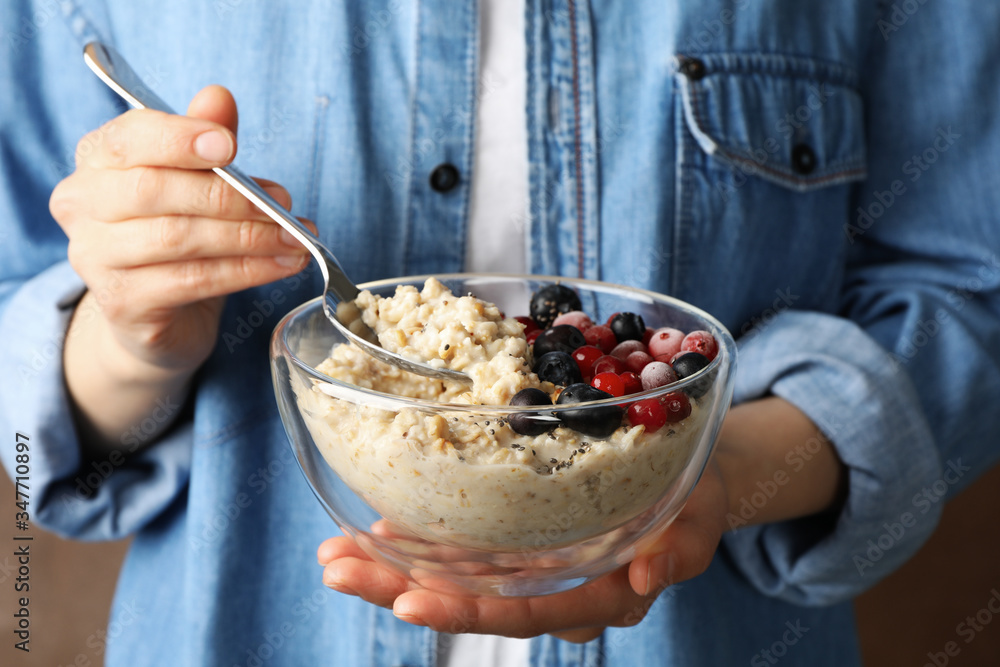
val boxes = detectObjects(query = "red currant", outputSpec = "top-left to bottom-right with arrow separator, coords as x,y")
680,330 -> 718,362
591,372 -> 625,397
610,339 -> 646,360
640,361 -> 678,390
620,371 -> 643,395
627,398 -> 668,433
648,327 -> 684,360
660,392 -> 692,423
584,325 -> 617,354
515,316 -> 539,335
642,327 -> 654,345
592,355 -> 627,375
571,345 -> 604,379
625,350 -> 654,373
526,329 -> 542,345
553,310 -> 594,331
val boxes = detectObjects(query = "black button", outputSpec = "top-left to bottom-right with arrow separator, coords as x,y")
791,143 -> 817,175
678,56 -> 707,81
429,163 -> 460,192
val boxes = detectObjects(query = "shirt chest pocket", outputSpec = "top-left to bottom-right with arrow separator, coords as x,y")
676,53 -> 867,193
668,53 -> 868,321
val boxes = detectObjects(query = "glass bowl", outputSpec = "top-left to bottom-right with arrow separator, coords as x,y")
270,274 -> 736,596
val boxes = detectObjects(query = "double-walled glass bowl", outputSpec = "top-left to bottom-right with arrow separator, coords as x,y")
271,274 -> 735,596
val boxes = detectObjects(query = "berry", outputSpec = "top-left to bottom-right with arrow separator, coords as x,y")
534,351 -> 583,386
530,284 -> 582,329
680,330 -> 718,362
604,312 -> 621,326
620,371 -> 643,395
571,345 -> 604,379
552,310 -> 594,331
648,327 -> 685,359
627,399 -> 668,433
508,388 -> 555,436
592,354 -> 627,375
584,325 -> 617,354
660,392 -> 692,423
526,329 -> 542,346
556,383 -> 623,438
591,372 -> 625,397
533,325 -> 586,358
515,316 -> 539,335
610,339 -> 647,360
642,328 -> 655,345
640,361 -> 678,390
671,352 -> 710,379
609,312 -> 645,342
625,350 -> 654,374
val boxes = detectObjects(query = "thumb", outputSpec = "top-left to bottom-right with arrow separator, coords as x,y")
186,84 -> 239,135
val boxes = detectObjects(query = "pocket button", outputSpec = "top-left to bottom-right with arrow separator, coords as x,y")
791,143 -> 817,175
678,56 -> 707,81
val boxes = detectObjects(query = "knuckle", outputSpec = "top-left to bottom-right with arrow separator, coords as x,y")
131,165 -> 163,206
48,179 -> 77,225
237,219 -> 260,253
178,259 -> 209,294
155,215 -> 192,256
204,175 -> 236,214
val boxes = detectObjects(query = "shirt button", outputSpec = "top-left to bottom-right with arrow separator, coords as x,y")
791,143 -> 817,175
429,163 -> 460,192
678,56 -> 707,81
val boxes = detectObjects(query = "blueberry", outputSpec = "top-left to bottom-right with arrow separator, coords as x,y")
530,284 -> 582,329
609,312 -> 645,342
533,324 -> 586,359
671,352 -> 713,398
555,383 -> 623,439
508,388 -> 554,436
533,351 -> 583,387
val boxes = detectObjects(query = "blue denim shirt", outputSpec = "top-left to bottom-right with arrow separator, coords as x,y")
2,1 -> 999,665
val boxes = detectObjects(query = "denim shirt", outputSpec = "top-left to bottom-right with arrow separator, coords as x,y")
2,1 -> 999,665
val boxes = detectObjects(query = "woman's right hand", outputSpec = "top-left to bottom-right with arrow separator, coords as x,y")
50,85 -> 313,449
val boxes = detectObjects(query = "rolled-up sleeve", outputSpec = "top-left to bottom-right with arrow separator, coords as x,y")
722,2 -> 1000,605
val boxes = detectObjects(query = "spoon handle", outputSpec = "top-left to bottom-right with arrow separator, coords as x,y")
82,41 -> 360,304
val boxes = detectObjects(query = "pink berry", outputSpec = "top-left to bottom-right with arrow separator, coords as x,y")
660,392 -> 692,423
627,398 -> 668,433
552,310 -> 594,332
620,371 -> 643,395
640,361 -> 678,391
571,345 -> 604,379
648,327 -> 684,359
592,355 -> 627,375
680,330 -> 718,362
592,372 -> 625,397
625,350 -> 654,374
584,325 -> 617,354
610,340 -> 647,360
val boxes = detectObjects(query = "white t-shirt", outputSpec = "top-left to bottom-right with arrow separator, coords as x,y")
444,0 -> 532,665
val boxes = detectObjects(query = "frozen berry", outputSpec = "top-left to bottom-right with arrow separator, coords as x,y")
672,352 -> 710,379
642,328 -> 655,345
571,345 -> 604,379
610,339 -> 647,360
533,325 -> 586,358
609,312 -> 645,342
591,372 -> 625,397
620,371 -> 643,395
584,325 -> 617,354
552,310 -> 594,331
515,316 -> 539,335
592,354 -> 627,375
508,388 -> 554,436
556,383 -> 623,438
530,284 -> 582,329
648,328 -> 685,360
627,398 -> 668,433
625,350 -> 654,374
680,330 -> 718,362
534,351 -> 583,386
640,361 -> 678,390
660,391 -> 692,422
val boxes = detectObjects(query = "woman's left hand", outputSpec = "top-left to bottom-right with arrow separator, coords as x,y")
317,460 -> 729,642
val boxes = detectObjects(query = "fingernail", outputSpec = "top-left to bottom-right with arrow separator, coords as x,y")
194,130 -> 233,162
279,229 -> 300,247
274,254 -> 306,268
393,608 -> 427,627
323,575 -> 358,596
645,552 -> 676,596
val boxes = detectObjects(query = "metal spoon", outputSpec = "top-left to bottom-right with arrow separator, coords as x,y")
83,41 -> 471,385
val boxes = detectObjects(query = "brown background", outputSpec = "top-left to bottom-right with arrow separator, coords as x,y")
1,465 -> 998,666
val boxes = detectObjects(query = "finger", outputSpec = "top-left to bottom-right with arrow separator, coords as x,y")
93,254 -> 309,315
317,536 -> 367,566
186,85 -> 238,135
62,168 -> 293,223
77,108 -> 236,171
548,627 -> 605,643
322,557 -> 416,608
71,215 -> 309,268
